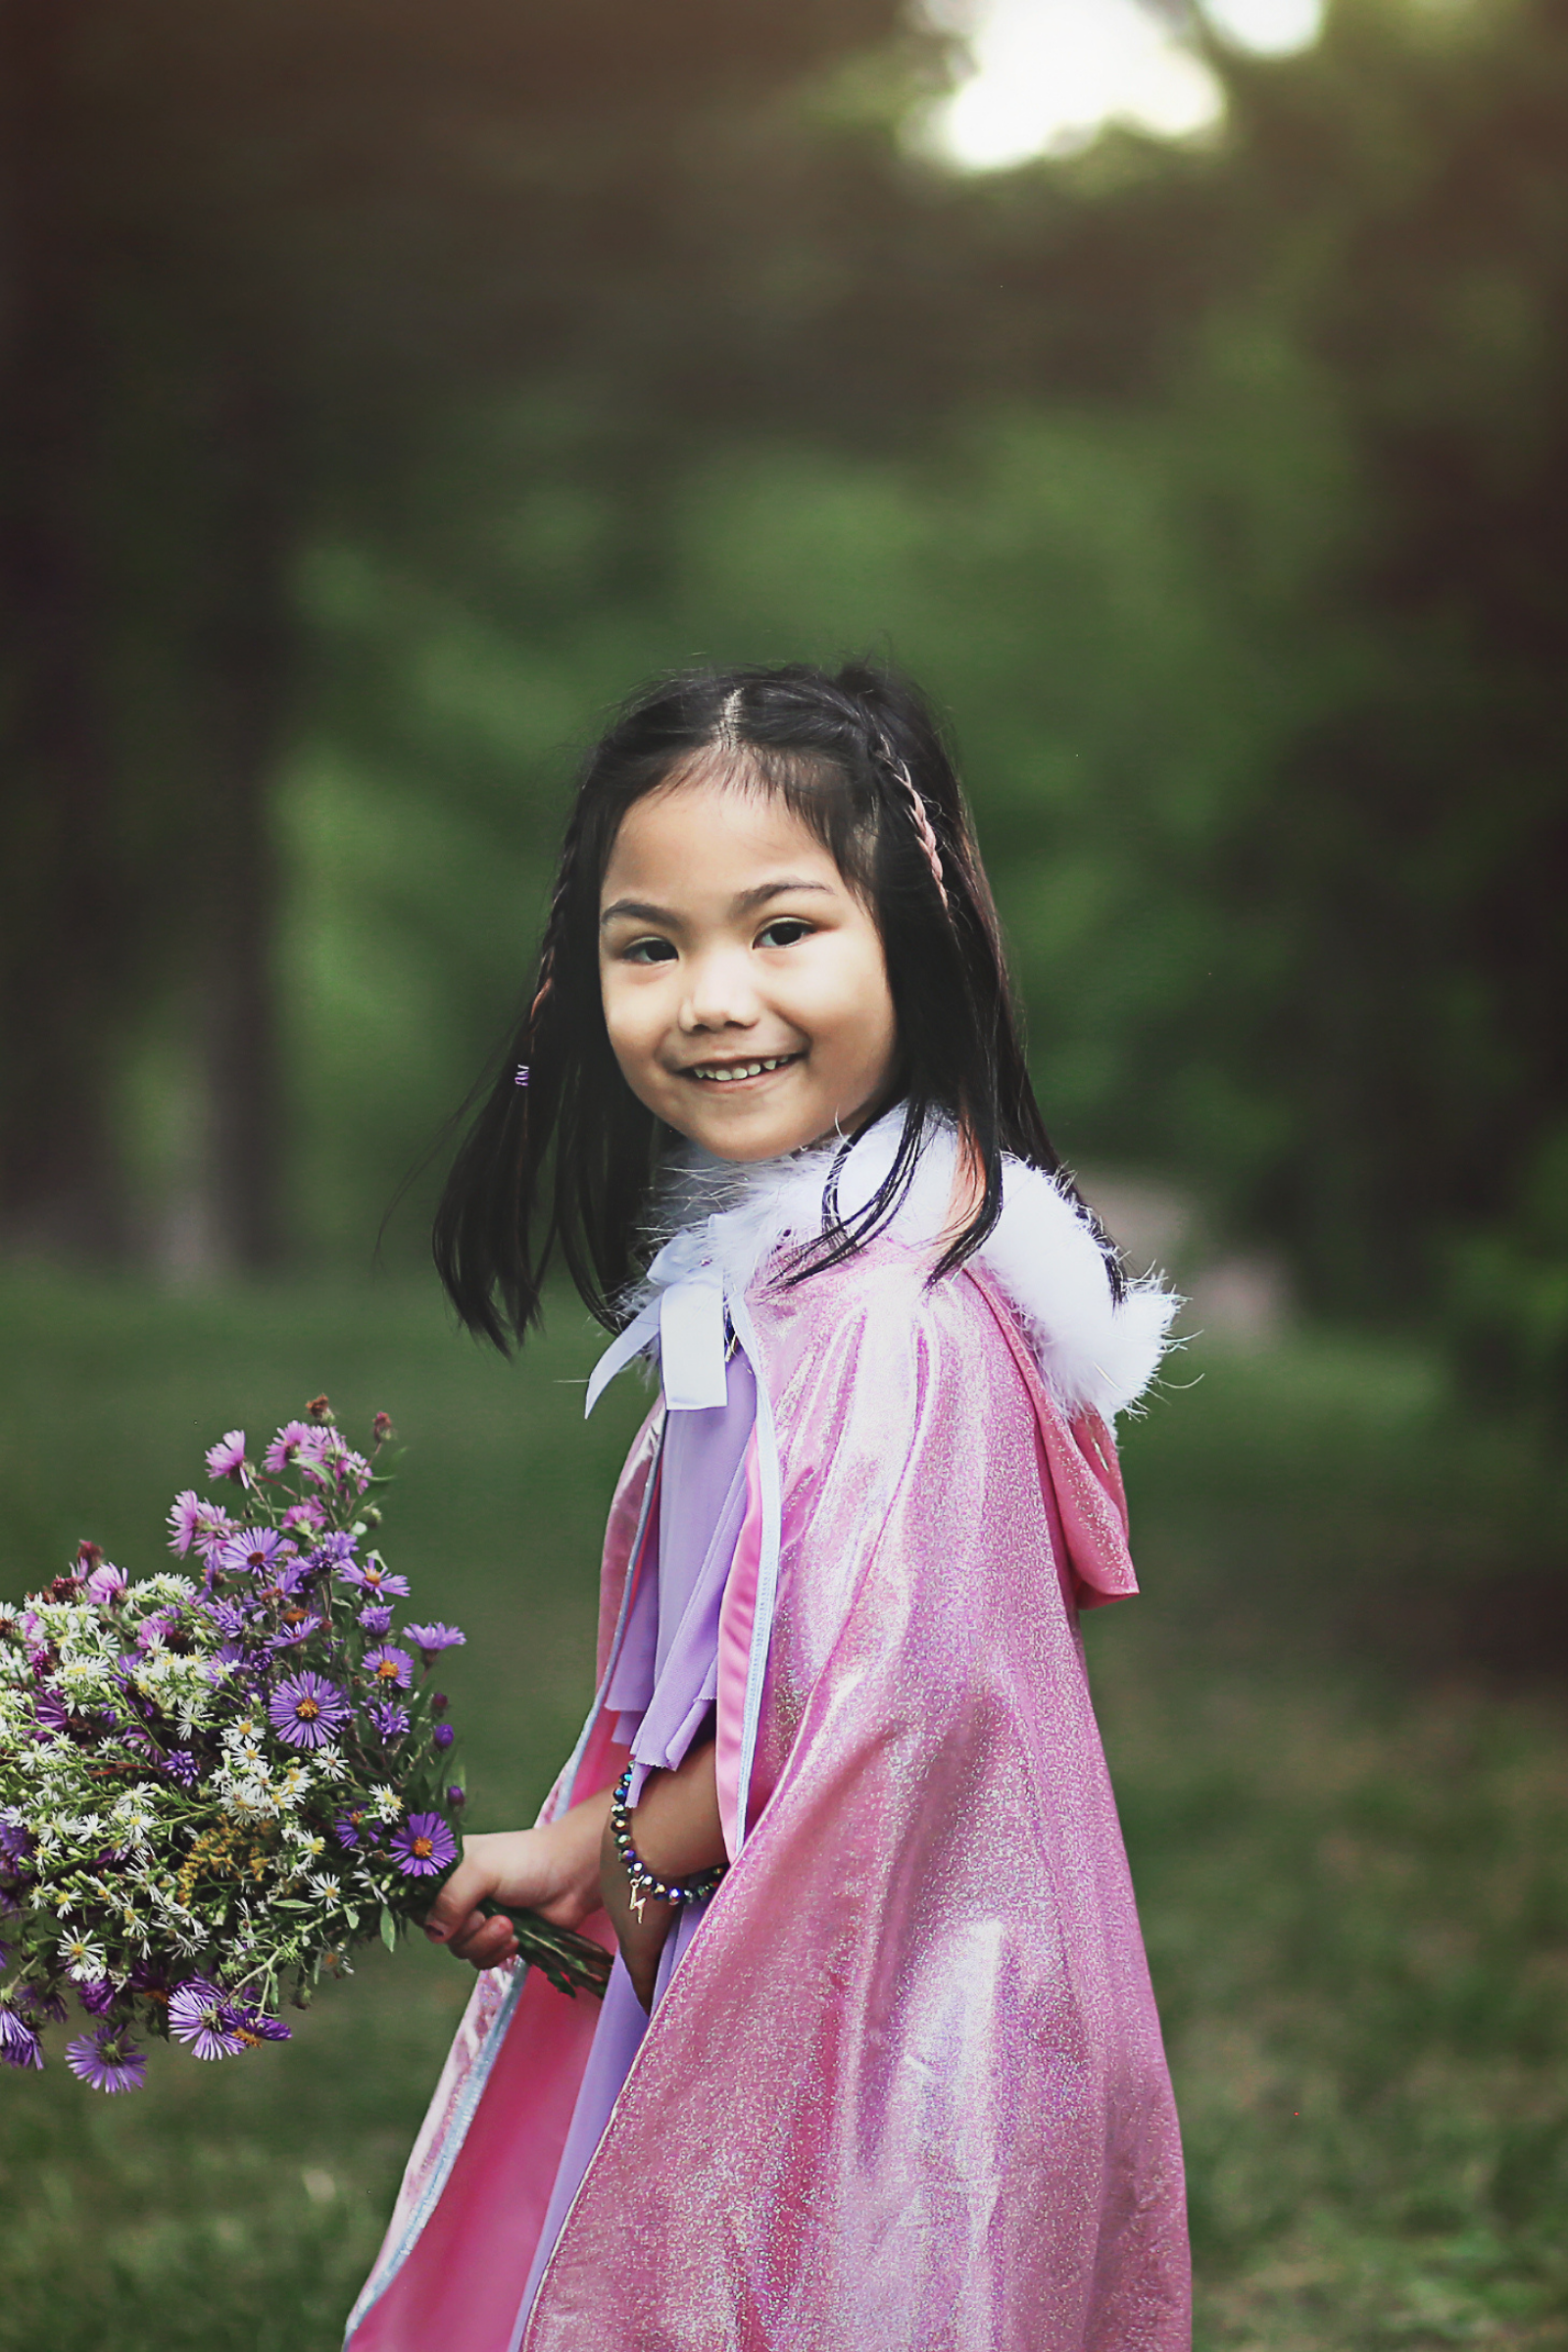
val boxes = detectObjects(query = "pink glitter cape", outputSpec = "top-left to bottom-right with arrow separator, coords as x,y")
346,1242 -> 1190,2352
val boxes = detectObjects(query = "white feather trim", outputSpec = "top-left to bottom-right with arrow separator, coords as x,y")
638,1112 -> 1179,1425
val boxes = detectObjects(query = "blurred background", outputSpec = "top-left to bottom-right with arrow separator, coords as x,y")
2,1 -> 1567,2344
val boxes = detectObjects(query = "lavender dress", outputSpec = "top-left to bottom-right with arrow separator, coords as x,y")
515,1343 -> 757,2322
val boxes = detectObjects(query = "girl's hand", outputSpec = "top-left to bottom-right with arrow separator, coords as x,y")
426,1788 -> 613,1973
599,1740 -> 726,2011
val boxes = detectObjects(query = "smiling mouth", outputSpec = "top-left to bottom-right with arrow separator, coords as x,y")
681,1054 -> 802,1086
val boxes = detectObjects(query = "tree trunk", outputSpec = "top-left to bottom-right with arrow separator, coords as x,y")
192,350 -> 297,1270
0,0 -> 131,1257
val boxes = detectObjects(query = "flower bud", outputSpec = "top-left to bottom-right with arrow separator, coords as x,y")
430,1691 -> 449,1715
433,1723 -> 455,1750
447,1785 -> 466,1810
307,1396 -> 335,1425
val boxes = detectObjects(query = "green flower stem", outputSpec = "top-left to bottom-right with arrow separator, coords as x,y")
481,1902 -> 612,2000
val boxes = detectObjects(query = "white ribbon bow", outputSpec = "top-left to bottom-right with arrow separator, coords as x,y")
584,1225 -> 731,1417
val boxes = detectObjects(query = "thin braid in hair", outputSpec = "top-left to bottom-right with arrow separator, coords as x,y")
877,735 -> 949,910
514,846 -> 577,1086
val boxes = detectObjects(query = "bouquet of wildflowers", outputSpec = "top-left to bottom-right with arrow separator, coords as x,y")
0,1397 -> 609,2093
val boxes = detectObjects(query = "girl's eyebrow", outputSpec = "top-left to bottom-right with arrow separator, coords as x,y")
599,879 -> 832,929
599,898 -> 676,929
732,879 -> 833,915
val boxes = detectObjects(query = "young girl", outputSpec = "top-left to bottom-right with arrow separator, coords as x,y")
343,662 -> 1190,2352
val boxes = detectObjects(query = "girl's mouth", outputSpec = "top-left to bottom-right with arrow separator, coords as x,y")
682,1054 -> 802,1087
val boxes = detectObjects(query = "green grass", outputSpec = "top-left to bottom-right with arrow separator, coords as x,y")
2,1268 -> 1566,2349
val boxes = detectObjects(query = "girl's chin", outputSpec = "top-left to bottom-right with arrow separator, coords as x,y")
680,1116 -> 822,1164
660,1093 -> 828,1164
668,1098 -> 874,1166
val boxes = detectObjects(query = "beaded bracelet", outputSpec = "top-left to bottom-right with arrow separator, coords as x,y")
610,1764 -> 727,1923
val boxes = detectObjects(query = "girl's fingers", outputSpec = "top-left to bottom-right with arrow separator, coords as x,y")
446,1910 -> 517,1969
425,1851 -> 493,1941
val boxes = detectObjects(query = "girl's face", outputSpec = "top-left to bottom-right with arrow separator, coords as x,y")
599,771 -> 899,1163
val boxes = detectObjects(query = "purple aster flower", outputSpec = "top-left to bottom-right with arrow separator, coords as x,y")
76,1977 -> 121,2017
333,1448 -> 374,1495
162,1748 -> 200,1788
281,1499 -> 325,1536
356,1603 -> 394,1635
403,1622 -> 466,1659
223,2000 -> 291,2046
85,1560 -> 127,1605
207,1597 -> 247,1640
0,1819 -> 34,1871
367,1700 -> 410,1742
312,1531 -> 357,1567
263,1420 -> 317,1474
168,1490 -> 205,1553
298,1432 -> 344,1488
269,1611 -> 323,1651
32,1688 -> 70,1736
168,1979 -> 243,2060
135,1610 -> 181,1652
338,1560 -> 410,1600
194,1507 -> 237,1562
0,2009 -> 43,2069
364,1644 -> 413,1691
66,2027 -> 146,2093
269,1670 -> 351,1749
271,1561 -> 317,1602
333,1810 -> 365,1848
433,1722 -> 455,1750
205,1430 -> 249,1484
390,1813 -> 458,1878
216,1527 -> 293,1580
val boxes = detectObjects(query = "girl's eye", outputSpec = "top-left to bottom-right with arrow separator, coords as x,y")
757,918 -> 813,950
621,937 -> 677,965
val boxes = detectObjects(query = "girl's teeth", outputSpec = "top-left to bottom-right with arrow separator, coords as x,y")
695,1056 -> 791,1082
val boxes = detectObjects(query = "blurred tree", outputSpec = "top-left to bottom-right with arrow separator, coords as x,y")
0,0 -> 965,1266
1191,0 -> 1568,1399
0,0 -> 128,1256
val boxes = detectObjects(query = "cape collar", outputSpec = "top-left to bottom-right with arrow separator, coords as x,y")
610,1111 -> 1178,1427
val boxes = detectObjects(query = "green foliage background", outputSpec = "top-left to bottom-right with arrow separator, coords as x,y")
5,0 -> 1560,1396
2,1279 -> 1567,2347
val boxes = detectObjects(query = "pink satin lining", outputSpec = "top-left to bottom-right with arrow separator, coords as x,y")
713,1425 -> 762,1863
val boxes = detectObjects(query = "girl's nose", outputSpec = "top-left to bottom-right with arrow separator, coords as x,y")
678,945 -> 760,1032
